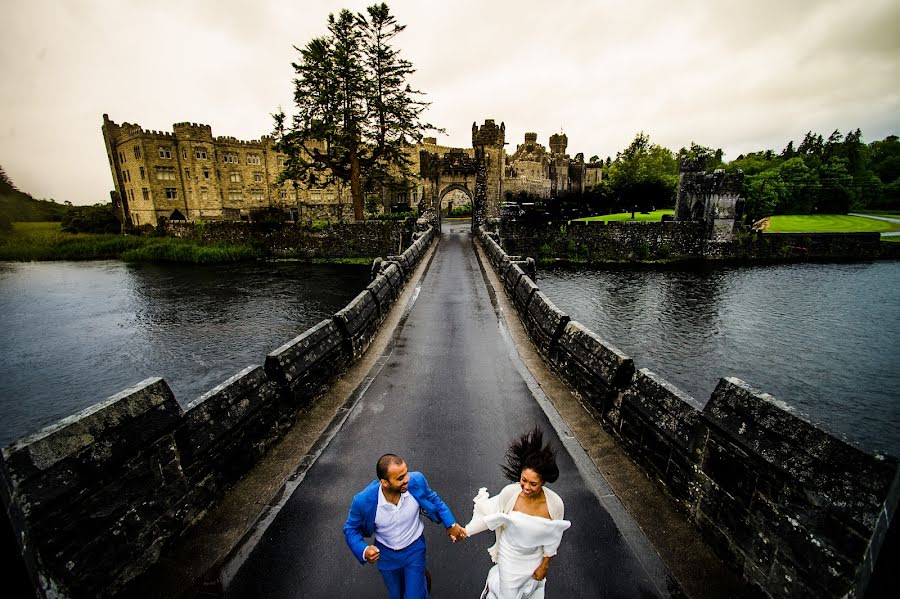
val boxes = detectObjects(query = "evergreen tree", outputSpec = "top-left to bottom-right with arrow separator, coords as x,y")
273,3 -> 436,220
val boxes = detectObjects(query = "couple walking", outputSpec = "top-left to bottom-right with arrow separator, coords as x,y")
343,428 -> 572,598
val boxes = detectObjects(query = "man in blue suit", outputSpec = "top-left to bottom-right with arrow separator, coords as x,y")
344,453 -> 467,598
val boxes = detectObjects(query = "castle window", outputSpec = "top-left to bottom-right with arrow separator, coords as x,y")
164,188 -> 177,200
118,151 -> 126,163
200,187 -> 208,201
123,169 -> 130,183
251,190 -> 264,201
230,171 -> 241,183
228,189 -> 243,202
182,147 -> 188,160
184,168 -> 190,180
203,168 -> 210,179
158,147 -> 172,159
223,152 -> 237,164
277,156 -> 286,166
253,172 -> 263,182
247,154 -> 261,165
139,166 -> 145,180
195,147 -> 207,160
280,190 -> 287,200
134,146 -> 141,159
128,189 -> 134,202
142,188 -> 150,201
155,166 -> 176,180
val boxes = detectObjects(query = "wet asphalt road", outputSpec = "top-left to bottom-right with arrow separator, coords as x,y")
225,221 -> 674,598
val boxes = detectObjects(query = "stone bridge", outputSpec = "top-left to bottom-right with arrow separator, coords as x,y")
2,222 -> 897,598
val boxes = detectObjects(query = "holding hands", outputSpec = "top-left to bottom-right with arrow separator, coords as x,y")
447,522 -> 468,543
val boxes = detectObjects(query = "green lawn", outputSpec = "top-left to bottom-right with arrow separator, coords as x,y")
0,221 -> 256,262
765,215 -> 900,234
574,209 -> 675,223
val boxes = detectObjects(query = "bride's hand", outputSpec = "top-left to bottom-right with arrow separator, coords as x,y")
532,562 -> 549,581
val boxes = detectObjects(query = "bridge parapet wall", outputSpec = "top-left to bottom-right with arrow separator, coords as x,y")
1,228 -> 437,598
476,226 -> 900,599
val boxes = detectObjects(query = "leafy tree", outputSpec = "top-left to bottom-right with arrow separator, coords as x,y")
273,3 -> 436,221
677,142 -> 724,170
589,155 -> 600,163
870,135 -> 900,183
60,203 -> 121,234
726,151 -> 782,176
602,132 -> 677,212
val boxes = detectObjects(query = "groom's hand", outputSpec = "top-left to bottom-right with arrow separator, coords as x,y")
364,545 -> 380,563
447,523 -> 468,543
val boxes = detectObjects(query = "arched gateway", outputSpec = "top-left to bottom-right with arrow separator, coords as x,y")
418,120 -> 507,230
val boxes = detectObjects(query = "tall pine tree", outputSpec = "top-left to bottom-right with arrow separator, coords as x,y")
273,3 -> 436,220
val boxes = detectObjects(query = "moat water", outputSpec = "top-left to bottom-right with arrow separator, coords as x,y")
537,260 -> 900,457
0,260 -> 370,447
1,258 -> 898,457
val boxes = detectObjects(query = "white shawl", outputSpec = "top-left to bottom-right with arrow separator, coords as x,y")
464,483 -> 566,563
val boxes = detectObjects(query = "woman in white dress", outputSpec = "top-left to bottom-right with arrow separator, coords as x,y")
465,428 -> 571,599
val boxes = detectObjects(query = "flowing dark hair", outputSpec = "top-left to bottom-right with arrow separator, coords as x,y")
501,427 -> 559,484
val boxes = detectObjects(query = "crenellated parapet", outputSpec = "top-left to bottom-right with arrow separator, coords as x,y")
472,119 -> 505,147
675,162 -> 745,240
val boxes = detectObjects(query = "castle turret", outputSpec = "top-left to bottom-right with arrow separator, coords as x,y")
549,132 -> 568,156
472,119 -> 506,147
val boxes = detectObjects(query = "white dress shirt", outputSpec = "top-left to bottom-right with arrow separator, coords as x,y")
374,487 -> 424,550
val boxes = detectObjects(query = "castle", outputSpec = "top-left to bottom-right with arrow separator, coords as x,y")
101,114 -> 601,226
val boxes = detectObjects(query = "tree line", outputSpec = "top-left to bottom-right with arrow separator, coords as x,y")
0,164 -> 120,234
579,129 -> 899,223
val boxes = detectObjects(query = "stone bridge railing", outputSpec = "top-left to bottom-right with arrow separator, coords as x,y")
0,228 -> 438,598
477,226 -> 899,599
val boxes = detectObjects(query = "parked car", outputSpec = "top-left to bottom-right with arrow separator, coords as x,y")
500,202 -> 524,221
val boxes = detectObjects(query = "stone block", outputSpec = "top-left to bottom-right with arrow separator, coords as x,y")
703,378 -> 900,537
382,263 -> 404,300
30,433 -> 189,597
621,369 -> 704,455
549,321 -> 634,422
366,273 -> 393,320
265,319 -> 348,406
177,366 -> 281,493
512,271 -> 538,314
523,291 -> 569,356
504,264 -> 525,297
1,378 -> 183,521
386,255 -> 411,279
333,289 -> 380,361
401,245 -> 418,269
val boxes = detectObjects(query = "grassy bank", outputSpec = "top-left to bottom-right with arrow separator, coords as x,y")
0,222 -> 257,263
765,215 -> 900,234
574,209 -> 675,223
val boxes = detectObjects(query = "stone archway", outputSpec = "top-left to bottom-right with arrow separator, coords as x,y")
170,209 -> 186,221
690,200 -> 705,222
438,183 -> 474,217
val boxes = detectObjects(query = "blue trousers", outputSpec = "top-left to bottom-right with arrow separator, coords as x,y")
376,535 -> 428,599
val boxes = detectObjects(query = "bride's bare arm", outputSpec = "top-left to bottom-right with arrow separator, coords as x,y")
532,556 -> 552,581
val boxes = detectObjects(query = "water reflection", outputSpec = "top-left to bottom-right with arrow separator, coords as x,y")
0,260 -> 369,446
540,262 -> 900,456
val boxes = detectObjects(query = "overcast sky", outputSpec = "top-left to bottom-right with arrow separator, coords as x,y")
2,0 -> 899,205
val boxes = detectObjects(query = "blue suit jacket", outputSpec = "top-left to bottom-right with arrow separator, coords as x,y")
343,471 -> 456,564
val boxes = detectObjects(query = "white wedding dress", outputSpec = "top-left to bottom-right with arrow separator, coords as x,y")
465,488 -> 571,599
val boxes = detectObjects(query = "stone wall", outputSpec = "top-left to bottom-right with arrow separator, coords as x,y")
0,228 -> 437,598
498,221 -> 898,263
500,220 -> 706,261
165,219 -> 412,259
478,226 -> 900,599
